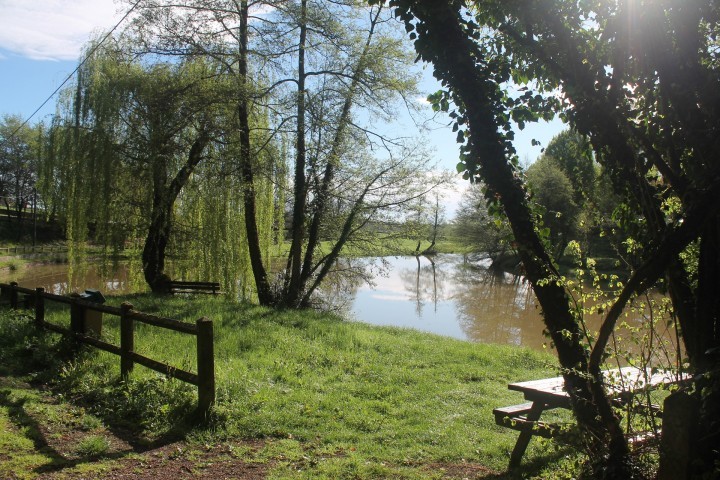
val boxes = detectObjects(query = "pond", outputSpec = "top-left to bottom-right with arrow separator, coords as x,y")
1,254 -> 672,353
326,255 -> 549,348
0,256 -> 148,296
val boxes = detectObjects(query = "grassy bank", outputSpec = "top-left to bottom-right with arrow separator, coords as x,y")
1,295 -> 579,479
0,257 -> 28,272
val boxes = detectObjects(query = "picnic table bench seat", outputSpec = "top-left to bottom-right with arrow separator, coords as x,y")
493,403 -> 560,439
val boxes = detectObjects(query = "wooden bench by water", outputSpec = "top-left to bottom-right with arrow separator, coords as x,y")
166,280 -> 222,295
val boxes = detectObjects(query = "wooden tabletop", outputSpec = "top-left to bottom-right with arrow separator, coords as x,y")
508,367 -> 688,407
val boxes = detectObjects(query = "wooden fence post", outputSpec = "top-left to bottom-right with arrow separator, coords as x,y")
69,293 -> 84,335
34,288 -> 45,327
10,282 -> 18,309
196,317 -> 215,417
120,302 -> 134,381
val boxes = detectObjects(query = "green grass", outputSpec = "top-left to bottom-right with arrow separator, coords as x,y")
0,257 -> 28,271
74,435 -> 110,457
0,375 -> 119,479
1,296 -> 583,479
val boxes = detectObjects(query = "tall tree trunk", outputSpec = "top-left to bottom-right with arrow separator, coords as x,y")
143,156 -> 170,292
142,131 -> 210,292
293,6 -> 383,307
285,0 -> 309,305
689,219 -> 720,476
142,205 -> 171,292
421,194 -> 440,255
236,0 -> 274,305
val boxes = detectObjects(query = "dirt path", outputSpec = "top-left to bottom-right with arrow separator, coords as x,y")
0,376 -> 268,479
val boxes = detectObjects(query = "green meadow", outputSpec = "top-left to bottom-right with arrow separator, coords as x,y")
0,295 -> 581,479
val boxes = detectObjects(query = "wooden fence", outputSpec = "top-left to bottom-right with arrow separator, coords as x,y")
0,281 -> 215,417
0,245 -> 67,255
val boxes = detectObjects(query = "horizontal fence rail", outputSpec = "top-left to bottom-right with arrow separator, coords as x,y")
0,281 -> 215,417
0,245 -> 68,255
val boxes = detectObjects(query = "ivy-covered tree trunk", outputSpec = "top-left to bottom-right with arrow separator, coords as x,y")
690,219 -> 720,475
384,0 -> 630,475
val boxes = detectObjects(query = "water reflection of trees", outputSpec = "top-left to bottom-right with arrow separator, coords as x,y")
314,257 -> 378,312
2,254 -> 147,295
319,253 -> 550,347
397,255 -> 451,317
449,256 -> 681,363
449,258 -> 548,349
394,253 -> 550,348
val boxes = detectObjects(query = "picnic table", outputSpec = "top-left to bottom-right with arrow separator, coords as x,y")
494,367 -> 687,468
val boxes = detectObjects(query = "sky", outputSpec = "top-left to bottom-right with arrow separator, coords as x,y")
0,0 -> 565,216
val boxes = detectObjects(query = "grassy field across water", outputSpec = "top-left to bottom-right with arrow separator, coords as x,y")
0,294 -> 580,479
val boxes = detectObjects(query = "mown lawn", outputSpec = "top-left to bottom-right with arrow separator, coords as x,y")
0,295 -> 581,479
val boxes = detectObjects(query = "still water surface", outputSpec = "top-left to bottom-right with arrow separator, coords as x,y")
2,254 -> 654,351
339,255 -> 549,347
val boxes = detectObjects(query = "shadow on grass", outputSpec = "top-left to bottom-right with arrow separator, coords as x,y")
474,446 -> 578,479
0,310 -> 196,476
0,385 -> 143,475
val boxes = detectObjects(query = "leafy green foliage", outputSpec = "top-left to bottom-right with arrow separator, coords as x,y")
542,131 -> 596,205
451,183 -> 512,257
371,0 -> 720,475
0,115 -> 41,241
526,156 -> 578,258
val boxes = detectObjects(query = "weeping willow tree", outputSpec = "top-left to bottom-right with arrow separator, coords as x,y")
45,37 -> 280,293
39,62 -> 127,266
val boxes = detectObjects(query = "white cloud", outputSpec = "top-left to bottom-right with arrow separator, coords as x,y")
371,294 -> 410,302
420,170 -> 469,220
0,0 -> 122,61
439,175 -> 470,219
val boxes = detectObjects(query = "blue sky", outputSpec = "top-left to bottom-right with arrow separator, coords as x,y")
0,0 -> 564,214
0,0 -> 122,120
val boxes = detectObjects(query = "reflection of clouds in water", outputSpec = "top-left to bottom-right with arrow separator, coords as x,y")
334,254 -> 550,348
358,277 -> 405,293
506,327 -> 523,346
510,281 -> 534,310
371,294 -> 411,301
